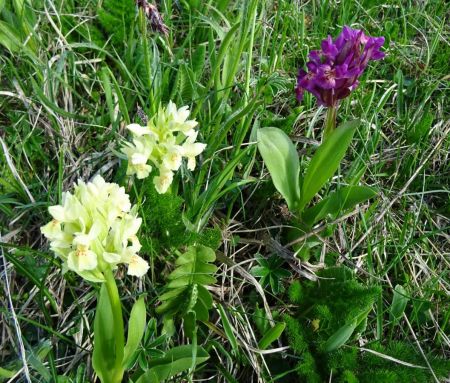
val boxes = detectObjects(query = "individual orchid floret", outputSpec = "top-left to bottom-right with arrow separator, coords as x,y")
181,131 -> 207,171
153,167 -> 174,194
40,175 -> 149,282
121,101 -> 206,193
295,26 -> 385,107
122,136 -> 153,179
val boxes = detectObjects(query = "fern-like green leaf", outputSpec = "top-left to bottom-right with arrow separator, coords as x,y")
157,245 -> 217,323
97,0 -> 135,46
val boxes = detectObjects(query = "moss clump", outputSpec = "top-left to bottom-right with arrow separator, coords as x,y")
285,267 -> 449,382
285,266 -> 380,381
357,341 -> 450,383
137,179 -> 221,254
97,0 -> 136,46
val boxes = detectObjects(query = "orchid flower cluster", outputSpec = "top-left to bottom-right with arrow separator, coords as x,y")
122,101 -> 206,194
40,175 -> 149,282
296,26 -> 385,107
258,26 -> 385,219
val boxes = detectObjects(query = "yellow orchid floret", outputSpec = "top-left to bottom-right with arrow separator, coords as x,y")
40,175 -> 149,282
121,101 -> 206,193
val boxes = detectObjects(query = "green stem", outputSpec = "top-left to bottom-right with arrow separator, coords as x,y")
104,268 -> 125,383
244,5 -> 257,100
323,106 -> 337,140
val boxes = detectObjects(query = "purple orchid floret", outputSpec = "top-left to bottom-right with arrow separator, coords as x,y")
296,26 -> 385,107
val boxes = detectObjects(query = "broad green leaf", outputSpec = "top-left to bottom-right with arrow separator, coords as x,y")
123,296 -> 147,368
167,274 -> 216,288
302,185 -> 377,225
258,322 -> 286,350
0,21 -> 21,52
92,285 -> 117,383
152,345 -> 208,366
169,262 -> 217,279
0,367 -> 15,379
323,321 -> 357,352
183,312 -> 197,339
194,285 -> 213,321
390,285 -> 409,322
12,0 -> 26,14
136,346 -> 209,383
158,287 -> 186,302
257,127 -> 301,210
135,369 -> 159,383
196,285 -> 213,310
176,245 -> 216,264
300,120 -> 360,211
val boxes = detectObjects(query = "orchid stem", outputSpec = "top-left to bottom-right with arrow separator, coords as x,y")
104,268 -> 125,383
323,106 -> 337,140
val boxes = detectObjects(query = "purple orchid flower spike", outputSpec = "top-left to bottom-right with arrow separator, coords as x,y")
295,26 -> 385,138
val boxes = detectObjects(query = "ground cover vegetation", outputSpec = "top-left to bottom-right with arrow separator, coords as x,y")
0,0 -> 449,382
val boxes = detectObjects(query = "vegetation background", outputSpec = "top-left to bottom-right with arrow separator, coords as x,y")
0,0 -> 449,381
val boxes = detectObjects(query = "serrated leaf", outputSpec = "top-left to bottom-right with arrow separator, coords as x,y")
157,246 -> 217,331
250,266 -> 269,277
193,297 -> 209,321
257,127 -> 301,211
176,246 -> 216,264
167,274 -> 217,288
158,286 -> 187,302
300,120 -> 360,210
169,262 -> 218,279
197,285 -> 213,309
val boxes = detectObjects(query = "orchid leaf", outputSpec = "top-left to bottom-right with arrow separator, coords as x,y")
92,285 -> 117,383
135,345 -> 209,383
257,127 -> 301,211
390,285 -> 409,322
300,120 -> 360,211
123,295 -> 147,368
302,185 -> 377,225
258,322 -> 286,350
323,321 -> 358,352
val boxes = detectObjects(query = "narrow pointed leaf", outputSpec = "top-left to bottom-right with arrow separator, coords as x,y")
258,322 -> 286,350
217,304 -> 239,353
